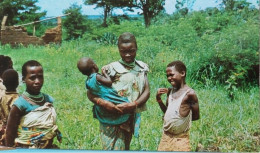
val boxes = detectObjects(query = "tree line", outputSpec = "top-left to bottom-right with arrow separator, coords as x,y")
0,0 -> 258,40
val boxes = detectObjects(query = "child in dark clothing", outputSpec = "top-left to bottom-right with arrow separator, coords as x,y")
0,69 -> 19,145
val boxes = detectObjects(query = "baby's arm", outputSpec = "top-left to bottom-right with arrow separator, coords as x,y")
5,105 -> 22,147
96,68 -> 112,87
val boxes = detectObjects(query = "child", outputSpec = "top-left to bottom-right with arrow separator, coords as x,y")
5,60 -> 61,148
0,55 -> 13,99
77,57 -> 130,126
86,32 -> 150,150
156,60 -> 200,151
0,69 -> 19,145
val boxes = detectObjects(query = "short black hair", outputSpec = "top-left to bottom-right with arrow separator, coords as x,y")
167,60 -> 187,77
0,55 -> 13,78
22,60 -> 42,78
118,32 -> 137,49
77,57 -> 95,76
2,69 -> 19,91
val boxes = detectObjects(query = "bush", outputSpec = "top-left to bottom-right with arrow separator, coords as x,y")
190,19 -> 259,98
63,4 -> 88,40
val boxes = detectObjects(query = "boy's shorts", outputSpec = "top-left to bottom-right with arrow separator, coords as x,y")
158,130 -> 190,151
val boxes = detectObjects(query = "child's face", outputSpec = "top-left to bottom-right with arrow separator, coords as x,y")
118,42 -> 137,63
23,66 -> 44,95
166,66 -> 185,89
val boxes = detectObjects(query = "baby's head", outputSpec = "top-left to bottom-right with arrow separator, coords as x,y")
2,69 -> 19,92
77,57 -> 98,76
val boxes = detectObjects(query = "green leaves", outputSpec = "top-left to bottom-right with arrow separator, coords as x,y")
0,0 -> 46,26
63,4 -> 88,40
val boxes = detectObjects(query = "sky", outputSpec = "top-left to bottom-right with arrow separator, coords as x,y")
37,0 -> 259,17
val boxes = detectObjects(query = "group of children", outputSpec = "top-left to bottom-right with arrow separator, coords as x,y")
0,32 -> 200,151
0,55 -> 19,146
0,58 -> 61,148
77,32 -> 199,151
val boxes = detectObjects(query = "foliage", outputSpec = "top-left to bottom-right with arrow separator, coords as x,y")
0,39 -> 259,152
84,0 -> 165,28
0,0 -> 46,26
0,4 -> 259,151
129,0 -> 166,27
217,0 -> 251,11
84,0 -> 133,27
63,4 -> 88,40
96,32 -> 118,45
148,8 -> 259,98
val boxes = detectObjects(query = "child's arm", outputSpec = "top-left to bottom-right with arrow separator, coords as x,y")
156,88 -> 171,113
189,92 -> 199,121
87,90 -> 123,114
116,75 -> 150,114
181,90 -> 200,121
156,88 -> 169,113
96,68 -> 112,87
5,105 -> 22,147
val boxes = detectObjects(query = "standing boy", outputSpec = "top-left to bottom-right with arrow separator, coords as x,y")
156,60 -> 200,151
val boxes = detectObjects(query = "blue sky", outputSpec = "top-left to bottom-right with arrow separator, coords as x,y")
37,0 -> 259,17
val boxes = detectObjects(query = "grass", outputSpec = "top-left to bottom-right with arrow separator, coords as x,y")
0,39 -> 259,152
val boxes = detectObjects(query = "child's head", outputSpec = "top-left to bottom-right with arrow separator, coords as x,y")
118,32 -> 137,64
166,60 -> 187,89
2,69 -> 19,92
22,60 -> 44,95
0,55 -> 13,78
77,57 -> 98,76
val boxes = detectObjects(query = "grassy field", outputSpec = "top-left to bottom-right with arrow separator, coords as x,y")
0,39 -> 259,151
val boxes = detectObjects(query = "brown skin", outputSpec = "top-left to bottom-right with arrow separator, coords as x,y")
5,66 -> 53,147
96,68 -> 112,87
77,57 -> 112,87
5,105 -> 22,147
119,42 -> 137,64
156,66 -> 200,121
87,41 -> 150,114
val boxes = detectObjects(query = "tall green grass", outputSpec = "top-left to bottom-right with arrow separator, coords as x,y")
0,39 -> 258,151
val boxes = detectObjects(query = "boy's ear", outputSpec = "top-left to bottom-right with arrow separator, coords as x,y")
181,71 -> 186,77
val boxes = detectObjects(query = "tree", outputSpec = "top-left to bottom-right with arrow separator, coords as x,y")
0,0 -> 46,26
63,3 -> 88,40
130,0 -> 165,27
84,0 -> 108,27
217,0 -> 251,11
84,0 -> 165,28
174,0 -> 196,16
84,0 -> 130,27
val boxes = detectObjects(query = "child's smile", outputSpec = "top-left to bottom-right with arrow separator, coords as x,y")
166,66 -> 185,89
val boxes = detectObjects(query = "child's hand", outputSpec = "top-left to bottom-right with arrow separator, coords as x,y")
117,102 -> 136,114
101,68 -> 108,76
156,88 -> 168,100
103,101 -> 123,114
